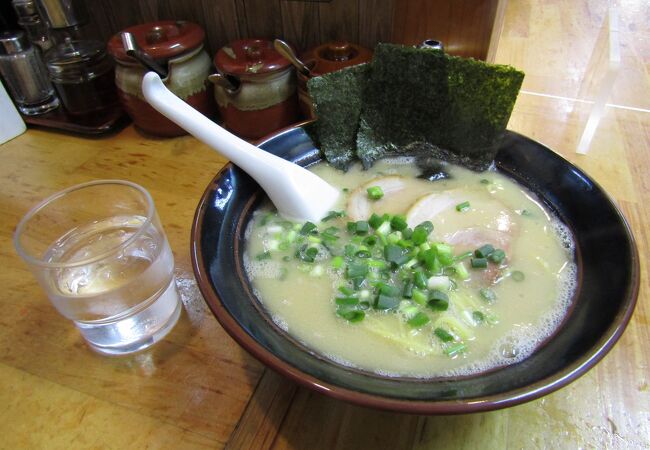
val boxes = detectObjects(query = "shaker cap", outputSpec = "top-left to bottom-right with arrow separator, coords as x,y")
215,39 -> 291,76
107,21 -> 205,62
0,31 -> 31,55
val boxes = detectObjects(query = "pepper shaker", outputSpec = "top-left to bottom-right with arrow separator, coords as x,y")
0,31 -> 59,115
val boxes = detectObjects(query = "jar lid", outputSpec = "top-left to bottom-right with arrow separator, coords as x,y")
11,0 -> 38,17
215,39 -> 291,76
46,38 -> 111,80
302,41 -> 373,76
107,21 -> 205,62
0,31 -> 30,55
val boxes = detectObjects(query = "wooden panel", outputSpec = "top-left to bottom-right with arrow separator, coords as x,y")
280,0 -> 320,52
391,0 -> 501,60
81,0 -> 500,61
199,0 -> 241,54
358,0 -> 395,48
236,0 -> 284,40
318,0 -> 359,44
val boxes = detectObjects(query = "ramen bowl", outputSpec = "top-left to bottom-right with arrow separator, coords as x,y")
191,124 -> 639,414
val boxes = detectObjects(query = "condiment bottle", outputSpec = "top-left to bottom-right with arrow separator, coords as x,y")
45,37 -> 118,115
108,21 -> 215,137
12,0 -> 53,53
210,39 -> 300,140
0,30 -> 59,115
298,41 -> 372,119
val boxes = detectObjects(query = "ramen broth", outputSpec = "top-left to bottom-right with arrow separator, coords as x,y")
244,158 -> 576,377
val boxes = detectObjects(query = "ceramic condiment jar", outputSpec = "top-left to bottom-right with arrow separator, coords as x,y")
298,41 -> 372,119
210,39 -> 300,140
108,21 -> 215,137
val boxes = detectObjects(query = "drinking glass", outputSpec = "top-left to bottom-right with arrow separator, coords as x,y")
14,180 -> 181,355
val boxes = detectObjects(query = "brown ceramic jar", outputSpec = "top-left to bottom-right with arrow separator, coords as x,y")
211,39 -> 300,140
298,41 -> 373,119
108,21 -> 216,137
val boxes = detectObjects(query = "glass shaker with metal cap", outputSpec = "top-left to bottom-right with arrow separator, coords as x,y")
0,30 -> 59,115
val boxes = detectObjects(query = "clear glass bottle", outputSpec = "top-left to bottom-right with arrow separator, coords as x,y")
0,30 -> 59,115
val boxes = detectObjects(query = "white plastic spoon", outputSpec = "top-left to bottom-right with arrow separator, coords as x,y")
141,72 -> 339,222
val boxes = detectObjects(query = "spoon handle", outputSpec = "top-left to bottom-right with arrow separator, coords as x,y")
141,72 -> 339,222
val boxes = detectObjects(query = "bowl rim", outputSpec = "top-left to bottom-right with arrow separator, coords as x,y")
190,125 -> 640,414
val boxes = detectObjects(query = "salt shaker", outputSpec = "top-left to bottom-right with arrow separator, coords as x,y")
0,31 -> 59,115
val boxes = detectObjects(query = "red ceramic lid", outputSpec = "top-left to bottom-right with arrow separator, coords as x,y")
302,41 -> 373,76
108,21 -> 205,62
215,39 -> 291,76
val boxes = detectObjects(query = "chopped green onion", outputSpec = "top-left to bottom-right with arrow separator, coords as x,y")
337,309 -> 365,322
321,210 -> 345,222
355,249 -> 371,258
412,288 -> 428,306
331,255 -> 344,269
255,251 -> 272,261
472,311 -> 485,323
346,261 -> 369,279
489,249 -> 506,264
471,257 -> 488,268
479,288 -> 497,303
511,270 -> 525,282
427,290 -> 449,311
335,296 -> 359,306
413,271 -> 428,289
384,244 -> 405,264
407,312 -> 431,328
367,186 -> 384,200
363,235 -> 378,246
300,221 -> 317,235
295,244 -> 319,262
474,244 -> 495,258
453,262 -> 470,280
374,294 -> 400,310
427,275 -> 450,291
434,327 -> 454,342
338,285 -> 354,296
455,201 -> 470,212
368,213 -> 386,229
480,178 -> 490,184
444,342 -> 467,357
390,214 -> 408,231
412,223 -> 432,245
402,280 -> 413,298
375,221 -> 392,236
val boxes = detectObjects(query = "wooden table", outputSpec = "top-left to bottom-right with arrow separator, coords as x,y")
1,1 -> 649,448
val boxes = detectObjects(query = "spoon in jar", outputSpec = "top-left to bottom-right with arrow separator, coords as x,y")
273,39 -> 311,77
141,72 -> 339,222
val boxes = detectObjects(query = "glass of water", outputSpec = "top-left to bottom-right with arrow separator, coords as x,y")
14,180 -> 181,355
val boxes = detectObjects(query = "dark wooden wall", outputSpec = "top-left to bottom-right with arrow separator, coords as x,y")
78,0 -> 501,61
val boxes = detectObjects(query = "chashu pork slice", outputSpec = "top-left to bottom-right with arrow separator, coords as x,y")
346,176 -> 433,221
406,189 -> 518,254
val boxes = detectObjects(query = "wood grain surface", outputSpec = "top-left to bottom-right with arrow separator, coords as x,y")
78,0 -> 498,59
1,0 -> 649,448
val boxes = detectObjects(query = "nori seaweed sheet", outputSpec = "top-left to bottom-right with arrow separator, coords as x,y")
357,44 -> 449,168
441,55 -> 524,169
307,64 -> 369,170
307,43 -> 524,171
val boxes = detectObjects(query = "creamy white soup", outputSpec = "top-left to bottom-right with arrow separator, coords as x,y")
244,158 -> 576,378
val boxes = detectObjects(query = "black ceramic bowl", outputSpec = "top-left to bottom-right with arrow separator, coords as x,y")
191,125 -> 639,414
